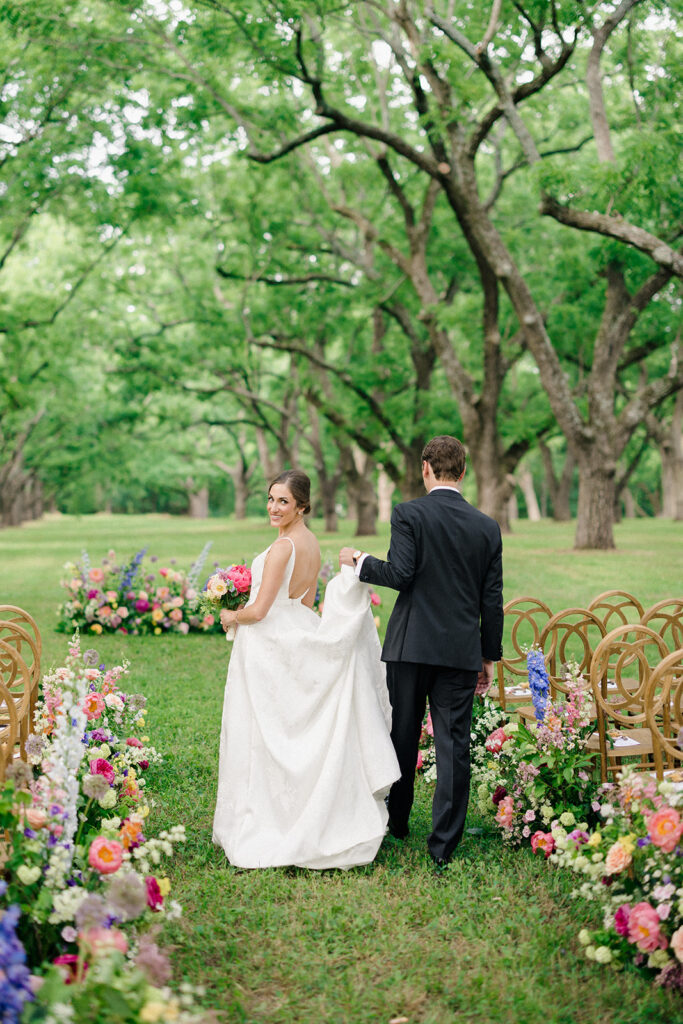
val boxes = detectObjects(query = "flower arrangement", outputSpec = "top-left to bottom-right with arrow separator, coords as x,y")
0,634 -> 208,1022
57,544 -> 220,636
550,768 -> 683,992
472,659 -> 598,846
197,564 -> 252,641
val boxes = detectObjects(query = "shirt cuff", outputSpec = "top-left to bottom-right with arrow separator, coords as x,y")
354,553 -> 369,577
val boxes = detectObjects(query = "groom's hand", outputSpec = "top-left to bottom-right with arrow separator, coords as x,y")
339,546 -> 356,568
475,659 -> 494,697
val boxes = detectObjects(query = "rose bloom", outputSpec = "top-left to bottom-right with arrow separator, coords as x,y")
146,876 -> 164,911
83,692 -> 106,721
495,795 -> 514,829
90,758 -> 115,785
135,598 -> 150,613
614,904 -> 631,937
485,727 -> 507,753
671,927 -> 683,964
202,614 -> 215,627
370,591 -> 381,607
530,831 -> 555,858
105,590 -> 118,603
647,806 -> 683,854
126,736 -> 143,748
416,749 -> 423,770
604,840 -> 632,875
104,693 -> 125,711
89,568 -> 105,583
81,926 -> 128,957
169,608 -> 183,622
88,836 -> 124,875
627,901 -> 668,952
26,806 -> 48,830
156,586 -> 170,600
117,605 -> 129,619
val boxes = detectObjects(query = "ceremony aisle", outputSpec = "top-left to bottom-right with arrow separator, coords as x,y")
2,514 -> 681,1023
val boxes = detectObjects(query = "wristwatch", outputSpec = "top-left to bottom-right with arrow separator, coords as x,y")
352,549 -> 362,566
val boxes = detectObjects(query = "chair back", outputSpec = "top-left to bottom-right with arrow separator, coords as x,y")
588,590 -> 644,629
539,607 -> 607,698
0,638 -> 31,766
640,598 -> 683,651
496,597 -> 553,707
0,679 -> 19,783
644,647 -> 683,779
589,624 -> 670,726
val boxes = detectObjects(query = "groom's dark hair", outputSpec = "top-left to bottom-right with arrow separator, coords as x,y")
422,436 -> 466,482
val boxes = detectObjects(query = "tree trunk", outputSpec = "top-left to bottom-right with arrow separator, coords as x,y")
517,469 -> 541,521
622,488 -> 637,519
186,481 -> 209,518
539,442 -> 575,522
377,469 -> 394,522
661,392 -> 683,520
574,453 -> 617,549
319,475 -> 338,532
338,443 -> 378,535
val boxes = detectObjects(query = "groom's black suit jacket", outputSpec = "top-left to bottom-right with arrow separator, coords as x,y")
359,488 -> 503,671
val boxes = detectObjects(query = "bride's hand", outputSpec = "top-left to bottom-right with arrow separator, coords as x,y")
220,609 -> 237,631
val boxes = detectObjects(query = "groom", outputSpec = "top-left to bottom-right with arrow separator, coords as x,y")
340,436 -> 503,866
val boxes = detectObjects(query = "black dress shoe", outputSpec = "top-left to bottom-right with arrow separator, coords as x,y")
387,819 -> 409,840
429,854 -> 451,876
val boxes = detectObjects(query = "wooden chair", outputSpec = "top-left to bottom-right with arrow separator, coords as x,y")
0,679 -> 19,783
495,597 -> 553,710
513,607 -> 607,723
587,624 -> 670,782
588,590 -> 644,630
645,647 -> 683,780
0,613 -> 41,751
640,598 -> 683,652
0,639 -> 31,766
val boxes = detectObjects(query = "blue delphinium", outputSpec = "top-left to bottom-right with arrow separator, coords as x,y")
119,546 -> 149,591
527,648 -> 550,723
187,542 -> 213,590
0,887 -> 34,1022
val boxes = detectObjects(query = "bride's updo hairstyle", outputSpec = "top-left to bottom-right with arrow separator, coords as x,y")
269,469 -> 312,516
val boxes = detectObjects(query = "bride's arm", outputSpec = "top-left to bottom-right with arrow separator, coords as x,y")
220,540 -> 291,629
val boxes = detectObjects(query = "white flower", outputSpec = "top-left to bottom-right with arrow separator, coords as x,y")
98,789 -> 117,809
647,949 -> 670,970
104,694 -> 124,711
17,865 -> 41,885
594,946 -> 612,964
559,811 -> 576,827
578,929 -> 591,946
49,886 -> 89,924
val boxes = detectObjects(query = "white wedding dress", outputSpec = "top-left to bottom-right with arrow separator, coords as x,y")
212,538 -> 400,869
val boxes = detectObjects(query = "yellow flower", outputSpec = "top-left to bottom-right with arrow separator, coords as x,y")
127,768 -> 137,782
619,833 -> 637,855
141,735 -> 149,742
139,804 -> 150,818
154,627 -> 161,635
90,623 -> 103,635
140,1003 -> 166,1023
158,877 -> 171,897
587,831 -> 602,848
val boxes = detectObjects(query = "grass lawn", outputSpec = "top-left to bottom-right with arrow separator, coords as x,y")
2,513 -> 682,1023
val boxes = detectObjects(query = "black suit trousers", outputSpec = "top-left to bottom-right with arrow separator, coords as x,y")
386,662 -> 477,861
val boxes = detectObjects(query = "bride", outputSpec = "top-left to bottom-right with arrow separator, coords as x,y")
212,469 -> 400,869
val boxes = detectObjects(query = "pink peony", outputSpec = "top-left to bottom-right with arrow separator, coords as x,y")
145,876 -> 164,911
169,608 -> 183,622
26,806 -> 48,830
135,598 -> 150,613
605,841 -> 632,875
90,758 -> 115,785
495,795 -> 515,829
87,589 -> 99,599
126,736 -> 143,748
647,806 -> 683,854
530,831 -> 555,858
88,837 -> 123,875
671,927 -> 683,964
614,904 -> 631,937
226,565 -> 252,594
88,568 -> 105,583
81,926 -> 128,957
627,902 -> 668,952
82,692 -> 106,721
53,953 -> 87,983
485,727 -> 508,753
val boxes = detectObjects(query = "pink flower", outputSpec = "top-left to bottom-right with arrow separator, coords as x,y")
202,614 -> 215,627
605,841 -> 632,875
87,589 -> 99,599
146,876 -> 164,911
126,736 -> 143,748
90,758 -> 115,785
135,598 -> 150,613
671,927 -> 683,963
226,565 -> 252,594
614,904 -> 631,937
178,621 -> 190,634
495,795 -> 515,829
425,712 -> 434,738
159,567 -> 169,577
88,837 -> 123,875
567,829 -> 590,849
169,608 -> 183,622
523,809 -> 536,823
627,902 -> 668,952
26,806 -> 48,830
53,953 -> 87,983
491,785 -> 507,806
647,806 -> 683,854
530,831 -> 555,858
81,926 -> 128,957
88,568 -> 105,583
485,727 -> 507,753
416,750 -> 423,770
370,591 -> 381,606
82,693 -> 106,721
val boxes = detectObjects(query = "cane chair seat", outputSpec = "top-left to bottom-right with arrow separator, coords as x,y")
588,624 -> 671,781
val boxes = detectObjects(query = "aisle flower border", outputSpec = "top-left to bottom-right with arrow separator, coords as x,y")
0,634 -> 210,1023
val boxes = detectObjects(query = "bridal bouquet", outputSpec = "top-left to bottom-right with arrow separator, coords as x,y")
199,564 -> 252,640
